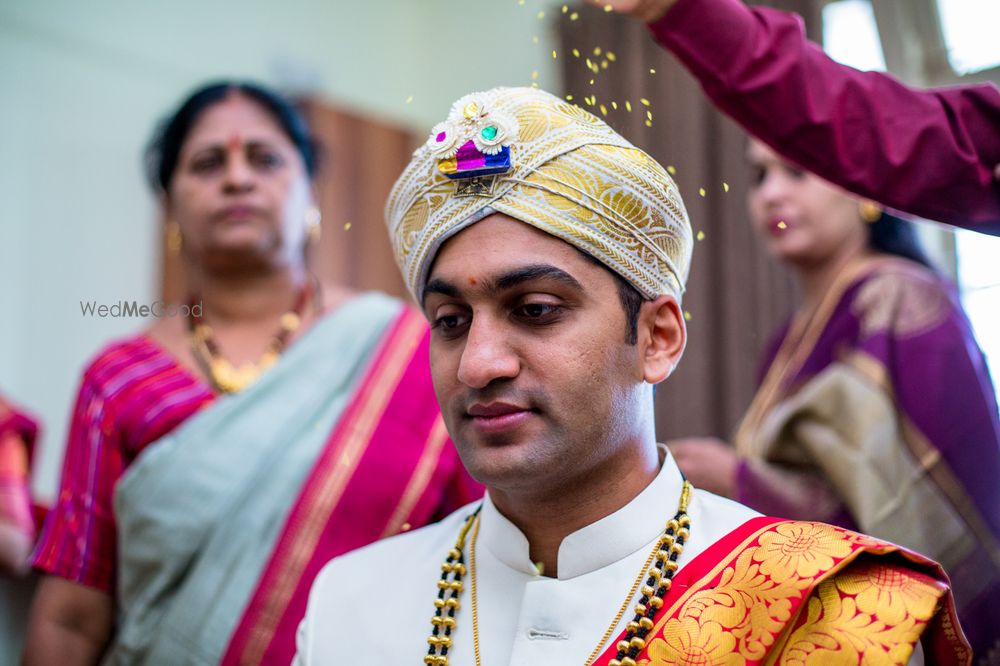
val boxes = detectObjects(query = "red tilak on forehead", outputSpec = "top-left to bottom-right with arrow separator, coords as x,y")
226,133 -> 242,151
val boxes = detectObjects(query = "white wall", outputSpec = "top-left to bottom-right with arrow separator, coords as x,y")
0,0 -> 568,501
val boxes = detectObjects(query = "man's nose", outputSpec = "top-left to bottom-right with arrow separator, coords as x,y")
456,316 -> 520,389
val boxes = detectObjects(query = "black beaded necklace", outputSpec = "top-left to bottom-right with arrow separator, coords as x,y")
423,480 -> 693,666
425,506 -> 481,665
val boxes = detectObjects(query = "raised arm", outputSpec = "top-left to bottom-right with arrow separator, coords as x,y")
598,0 -> 1000,233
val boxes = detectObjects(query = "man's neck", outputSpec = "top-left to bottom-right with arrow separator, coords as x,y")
487,443 -> 661,578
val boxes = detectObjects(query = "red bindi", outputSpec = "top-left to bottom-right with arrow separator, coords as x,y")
468,277 -> 478,286
226,133 -> 242,151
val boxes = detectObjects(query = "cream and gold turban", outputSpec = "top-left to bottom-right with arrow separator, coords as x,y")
385,86 -> 692,303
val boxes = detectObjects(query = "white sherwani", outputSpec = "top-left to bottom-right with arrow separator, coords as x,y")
294,452 -> 761,665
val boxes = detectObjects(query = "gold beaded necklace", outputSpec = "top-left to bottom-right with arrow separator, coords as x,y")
424,480 -> 693,666
188,278 -> 318,394
425,507 -> 481,665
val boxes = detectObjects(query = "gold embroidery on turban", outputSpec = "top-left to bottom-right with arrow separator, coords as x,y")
385,87 -> 692,302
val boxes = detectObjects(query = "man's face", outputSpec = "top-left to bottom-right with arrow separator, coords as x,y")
422,213 -> 650,495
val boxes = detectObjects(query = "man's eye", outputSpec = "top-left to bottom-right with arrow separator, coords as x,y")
432,313 -> 469,331
515,303 -> 561,320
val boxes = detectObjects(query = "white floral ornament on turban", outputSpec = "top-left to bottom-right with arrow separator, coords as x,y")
385,86 -> 693,304
428,93 -> 519,160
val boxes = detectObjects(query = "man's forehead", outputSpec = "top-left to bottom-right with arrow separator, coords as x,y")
421,214 -> 609,302
423,260 -> 592,311
434,214 -> 579,265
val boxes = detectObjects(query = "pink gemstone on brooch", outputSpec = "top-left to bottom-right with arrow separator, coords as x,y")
436,131 -> 447,143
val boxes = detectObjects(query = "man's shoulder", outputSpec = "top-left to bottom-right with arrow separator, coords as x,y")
664,516 -> 962,662
712,515 -> 905,564
297,503 -> 483,664
691,513 -> 948,597
686,487 -> 762,553
310,501 -> 481,599
717,519 -> 954,630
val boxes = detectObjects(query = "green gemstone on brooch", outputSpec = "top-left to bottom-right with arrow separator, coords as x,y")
481,125 -> 498,141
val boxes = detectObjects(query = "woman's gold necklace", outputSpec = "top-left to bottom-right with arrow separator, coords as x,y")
424,480 -> 693,666
188,278 -> 318,394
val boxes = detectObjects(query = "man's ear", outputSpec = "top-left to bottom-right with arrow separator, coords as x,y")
637,295 -> 686,384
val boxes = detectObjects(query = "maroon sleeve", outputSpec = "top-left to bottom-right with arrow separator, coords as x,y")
649,0 -> 1000,233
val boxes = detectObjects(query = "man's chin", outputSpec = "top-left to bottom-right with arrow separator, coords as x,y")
454,436 -> 545,487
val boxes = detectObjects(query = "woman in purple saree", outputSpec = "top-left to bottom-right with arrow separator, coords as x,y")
670,140 -> 1000,659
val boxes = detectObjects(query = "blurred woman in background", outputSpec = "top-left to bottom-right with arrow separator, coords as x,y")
0,393 -> 38,576
669,139 -> 1000,657
24,81 -> 479,666
0,392 -> 40,665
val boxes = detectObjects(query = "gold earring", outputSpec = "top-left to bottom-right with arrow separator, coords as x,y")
166,221 -> 183,253
859,200 -> 882,224
305,206 -> 322,244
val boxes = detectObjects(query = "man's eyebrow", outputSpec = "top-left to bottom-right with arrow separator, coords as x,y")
422,278 -> 461,307
494,264 -> 584,292
422,264 -> 583,307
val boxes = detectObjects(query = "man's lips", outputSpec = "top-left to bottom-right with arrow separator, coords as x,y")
464,402 -> 536,434
467,402 -> 529,417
